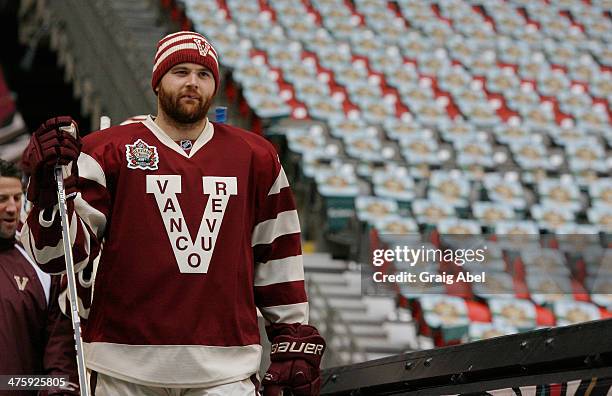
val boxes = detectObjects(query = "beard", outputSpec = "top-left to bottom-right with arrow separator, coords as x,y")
158,85 -> 212,125
0,220 -> 17,240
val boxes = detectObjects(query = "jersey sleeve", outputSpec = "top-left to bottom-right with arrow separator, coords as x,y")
20,140 -> 111,278
252,147 -> 309,326
57,255 -> 97,321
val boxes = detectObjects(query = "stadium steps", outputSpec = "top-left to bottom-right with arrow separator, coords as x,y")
304,253 -> 416,365
330,334 -> 398,353
335,310 -> 389,325
358,352 -> 399,361
333,323 -> 387,338
313,296 -> 367,312
100,0 -> 167,117
303,252 -> 351,273
106,0 -> 166,64
316,285 -> 362,298
308,272 -> 354,286
19,0 -> 165,125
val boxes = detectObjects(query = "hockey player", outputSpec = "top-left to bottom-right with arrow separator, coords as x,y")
0,160 -> 79,396
20,31 -> 325,395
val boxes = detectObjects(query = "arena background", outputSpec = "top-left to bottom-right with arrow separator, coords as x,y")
0,0 -> 611,394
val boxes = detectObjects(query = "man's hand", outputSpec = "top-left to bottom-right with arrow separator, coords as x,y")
22,116 -> 81,208
262,324 -> 325,396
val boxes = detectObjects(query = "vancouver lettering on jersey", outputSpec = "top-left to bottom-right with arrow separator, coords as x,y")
146,175 -> 238,273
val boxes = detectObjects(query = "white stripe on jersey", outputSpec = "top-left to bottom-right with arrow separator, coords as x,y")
74,194 -> 106,239
74,217 -> 91,273
259,302 -> 309,325
37,206 -> 58,227
254,255 -> 304,286
58,285 -> 91,319
23,208 -> 79,269
78,153 -> 107,187
518,386 -> 537,396
564,380 -> 581,396
251,210 -> 300,246
267,167 -> 289,196
84,342 -> 262,388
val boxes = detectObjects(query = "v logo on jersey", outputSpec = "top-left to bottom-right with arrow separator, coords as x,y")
14,276 -> 29,291
146,175 -> 237,273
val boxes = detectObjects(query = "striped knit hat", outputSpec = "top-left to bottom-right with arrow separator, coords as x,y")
151,31 -> 220,94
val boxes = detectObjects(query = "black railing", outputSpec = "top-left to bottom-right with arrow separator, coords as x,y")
321,318 -> 612,395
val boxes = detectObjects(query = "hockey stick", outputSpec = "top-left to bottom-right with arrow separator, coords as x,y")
55,123 -> 89,396
100,115 -> 111,130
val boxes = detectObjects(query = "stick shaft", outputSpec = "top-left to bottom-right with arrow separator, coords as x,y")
55,166 -> 89,396
99,116 -> 111,130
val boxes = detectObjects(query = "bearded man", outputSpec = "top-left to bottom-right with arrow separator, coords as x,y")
20,31 -> 324,396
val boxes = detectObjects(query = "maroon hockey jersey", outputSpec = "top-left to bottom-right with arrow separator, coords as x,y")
0,238 -> 78,395
21,116 -> 308,387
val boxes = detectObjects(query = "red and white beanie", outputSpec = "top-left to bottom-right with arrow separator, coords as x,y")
151,31 -> 220,94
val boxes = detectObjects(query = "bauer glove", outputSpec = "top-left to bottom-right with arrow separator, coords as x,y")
22,116 -> 81,208
262,323 -> 325,396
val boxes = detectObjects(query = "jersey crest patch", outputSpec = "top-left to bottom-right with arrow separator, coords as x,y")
126,139 -> 159,170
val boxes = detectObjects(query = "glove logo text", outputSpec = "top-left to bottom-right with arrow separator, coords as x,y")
270,341 -> 325,355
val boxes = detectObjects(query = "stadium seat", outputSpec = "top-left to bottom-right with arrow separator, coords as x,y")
488,297 -> 538,331
173,0 -> 612,359
469,321 -> 518,341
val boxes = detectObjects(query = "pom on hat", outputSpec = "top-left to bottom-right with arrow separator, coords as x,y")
151,31 -> 220,94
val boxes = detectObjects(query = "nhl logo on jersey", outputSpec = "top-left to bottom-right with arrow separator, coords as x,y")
125,139 -> 159,170
179,139 -> 193,150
